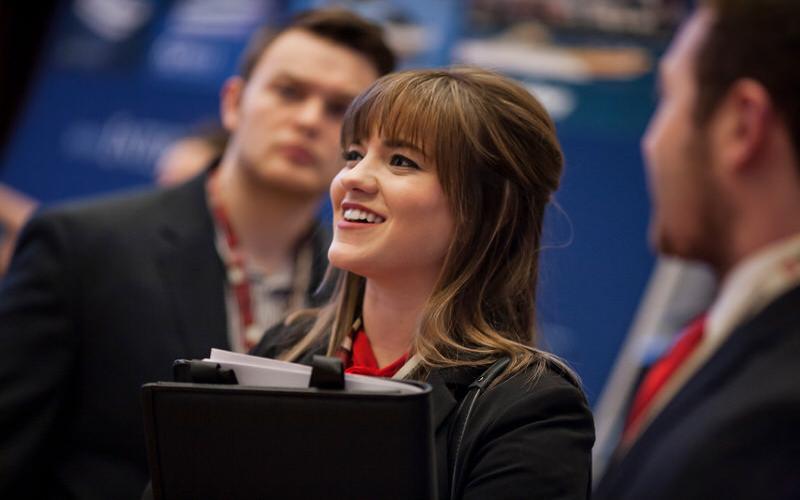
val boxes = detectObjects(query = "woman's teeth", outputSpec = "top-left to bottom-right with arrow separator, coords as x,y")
343,208 -> 384,224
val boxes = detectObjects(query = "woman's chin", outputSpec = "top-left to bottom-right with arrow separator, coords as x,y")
328,248 -> 368,277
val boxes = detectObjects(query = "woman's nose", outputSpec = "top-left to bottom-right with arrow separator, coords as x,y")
339,156 -> 379,194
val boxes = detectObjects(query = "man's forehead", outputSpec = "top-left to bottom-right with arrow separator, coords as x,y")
252,29 -> 376,96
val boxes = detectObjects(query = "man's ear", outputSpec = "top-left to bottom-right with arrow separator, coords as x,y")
712,78 -> 772,172
220,76 -> 245,133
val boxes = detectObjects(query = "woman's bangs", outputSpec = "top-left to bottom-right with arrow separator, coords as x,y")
341,75 -> 448,161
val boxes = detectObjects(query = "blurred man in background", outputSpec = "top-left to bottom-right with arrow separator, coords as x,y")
595,1 -> 800,498
0,8 -> 394,499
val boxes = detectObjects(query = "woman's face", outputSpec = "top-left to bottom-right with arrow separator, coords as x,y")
328,131 -> 454,285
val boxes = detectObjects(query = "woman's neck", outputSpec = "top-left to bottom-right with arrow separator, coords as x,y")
361,273 -> 438,368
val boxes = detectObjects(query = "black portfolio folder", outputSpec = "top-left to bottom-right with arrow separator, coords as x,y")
142,379 -> 436,499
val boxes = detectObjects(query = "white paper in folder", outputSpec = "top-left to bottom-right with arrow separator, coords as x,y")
206,349 -> 423,394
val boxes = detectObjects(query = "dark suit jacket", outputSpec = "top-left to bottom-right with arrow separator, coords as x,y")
0,174 -> 329,499
253,319 -> 595,500
595,284 -> 800,500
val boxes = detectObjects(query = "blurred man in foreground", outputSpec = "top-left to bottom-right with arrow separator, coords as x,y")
595,1 -> 800,498
0,9 -> 394,499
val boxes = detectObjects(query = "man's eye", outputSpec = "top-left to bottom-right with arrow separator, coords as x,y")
389,154 -> 419,169
326,101 -> 351,118
275,83 -> 302,100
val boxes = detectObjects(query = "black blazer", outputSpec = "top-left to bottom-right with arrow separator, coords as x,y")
253,320 -> 595,500
0,174 -> 329,499
595,284 -> 800,500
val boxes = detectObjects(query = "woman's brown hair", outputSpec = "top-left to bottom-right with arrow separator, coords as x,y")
284,67 -> 568,382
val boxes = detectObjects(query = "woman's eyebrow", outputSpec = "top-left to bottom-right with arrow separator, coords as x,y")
383,139 -> 427,157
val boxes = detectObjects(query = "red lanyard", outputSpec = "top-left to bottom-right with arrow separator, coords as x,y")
206,171 -> 258,351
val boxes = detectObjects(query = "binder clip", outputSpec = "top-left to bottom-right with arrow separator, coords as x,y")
172,359 -> 239,384
308,355 -> 345,390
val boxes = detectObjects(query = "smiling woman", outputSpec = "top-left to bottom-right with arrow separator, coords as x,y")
253,67 -> 594,499
328,131 -> 454,294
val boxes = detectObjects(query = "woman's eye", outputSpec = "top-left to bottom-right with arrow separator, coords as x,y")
342,150 -> 363,163
389,154 -> 419,169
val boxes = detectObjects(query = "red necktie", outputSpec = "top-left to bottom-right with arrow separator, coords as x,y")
623,314 -> 707,441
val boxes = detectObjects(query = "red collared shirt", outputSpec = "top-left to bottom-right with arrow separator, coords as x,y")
344,328 -> 409,378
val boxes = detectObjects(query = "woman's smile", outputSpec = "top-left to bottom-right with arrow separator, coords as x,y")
340,202 -> 386,225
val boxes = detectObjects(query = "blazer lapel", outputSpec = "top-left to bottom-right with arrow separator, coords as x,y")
603,284 -> 800,493
643,284 -> 800,441
156,174 -> 229,358
428,365 -> 484,500
429,365 -> 488,431
429,370 -> 458,430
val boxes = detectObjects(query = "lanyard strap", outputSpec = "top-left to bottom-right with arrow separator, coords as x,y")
207,171 -> 259,351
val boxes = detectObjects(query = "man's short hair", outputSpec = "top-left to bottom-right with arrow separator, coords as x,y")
239,8 -> 396,80
695,0 -> 800,158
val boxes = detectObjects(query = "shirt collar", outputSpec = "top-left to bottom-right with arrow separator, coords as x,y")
707,232 -> 800,345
